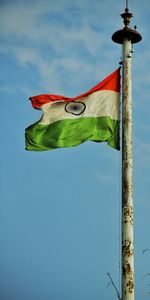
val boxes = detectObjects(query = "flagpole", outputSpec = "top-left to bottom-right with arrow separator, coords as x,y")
112,3 -> 142,300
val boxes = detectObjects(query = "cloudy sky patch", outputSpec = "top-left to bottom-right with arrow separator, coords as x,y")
0,1 -> 150,299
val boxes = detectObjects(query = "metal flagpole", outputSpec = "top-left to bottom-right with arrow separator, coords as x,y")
112,3 -> 142,300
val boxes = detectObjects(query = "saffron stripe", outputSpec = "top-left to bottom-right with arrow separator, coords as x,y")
30,68 -> 120,109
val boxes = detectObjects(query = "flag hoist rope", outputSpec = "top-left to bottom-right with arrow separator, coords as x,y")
112,4 -> 142,300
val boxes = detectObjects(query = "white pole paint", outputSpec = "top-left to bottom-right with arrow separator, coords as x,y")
122,37 -> 134,300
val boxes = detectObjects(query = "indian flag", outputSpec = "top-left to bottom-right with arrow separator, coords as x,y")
25,68 -> 120,151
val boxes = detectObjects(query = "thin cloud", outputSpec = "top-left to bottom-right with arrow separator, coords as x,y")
0,0 -> 120,90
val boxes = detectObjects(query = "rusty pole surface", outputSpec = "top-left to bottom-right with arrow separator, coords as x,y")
112,5 -> 142,300
122,37 -> 134,300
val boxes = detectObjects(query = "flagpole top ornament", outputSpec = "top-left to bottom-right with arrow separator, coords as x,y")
112,4 -> 142,44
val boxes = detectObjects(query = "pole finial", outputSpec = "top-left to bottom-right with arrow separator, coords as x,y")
121,2 -> 133,28
111,1 -> 142,44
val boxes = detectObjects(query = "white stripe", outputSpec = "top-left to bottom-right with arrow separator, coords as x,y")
39,90 -> 120,125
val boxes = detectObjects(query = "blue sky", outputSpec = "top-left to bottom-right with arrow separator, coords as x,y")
0,0 -> 150,299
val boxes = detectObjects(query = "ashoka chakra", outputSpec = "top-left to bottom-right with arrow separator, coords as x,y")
65,101 -> 86,115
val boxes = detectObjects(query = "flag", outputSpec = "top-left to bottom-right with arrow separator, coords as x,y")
25,68 -> 120,151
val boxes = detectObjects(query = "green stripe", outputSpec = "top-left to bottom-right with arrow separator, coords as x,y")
25,117 -> 120,151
